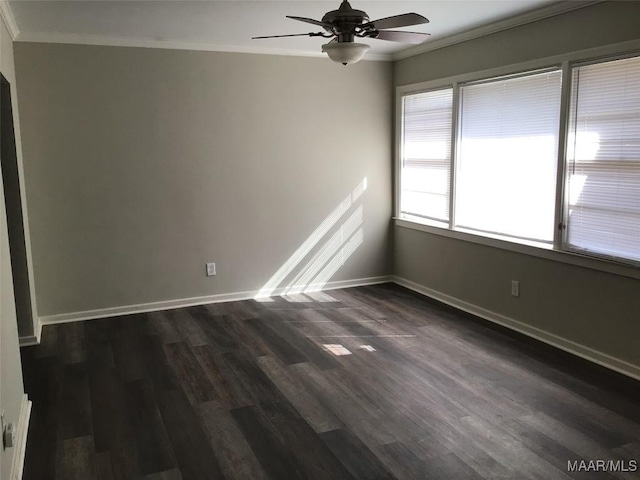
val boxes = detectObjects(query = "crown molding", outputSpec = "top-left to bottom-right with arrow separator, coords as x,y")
0,0 -> 19,40
9,1 -> 603,63
15,31 -> 392,62
392,0 -> 604,62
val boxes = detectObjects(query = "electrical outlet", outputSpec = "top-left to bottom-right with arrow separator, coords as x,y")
206,262 -> 216,277
1,410 -> 14,449
3,422 -> 14,449
511,280 -> 520,297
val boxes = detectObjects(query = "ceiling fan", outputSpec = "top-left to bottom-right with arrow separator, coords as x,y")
252,0 -> 430,65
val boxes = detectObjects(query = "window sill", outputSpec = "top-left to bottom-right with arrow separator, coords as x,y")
394,217 -> 640,281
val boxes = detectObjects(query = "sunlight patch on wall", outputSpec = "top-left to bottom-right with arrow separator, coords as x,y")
255,178 -> 367,300
255,194 -> 353,298
284,205 -> 363,295
307,228 -> 363,293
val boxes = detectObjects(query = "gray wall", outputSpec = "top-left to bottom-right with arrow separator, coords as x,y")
396,1 -> 640,86
14,44 -> 393,317
0,18 -> 26,480
394,1 -> 640,370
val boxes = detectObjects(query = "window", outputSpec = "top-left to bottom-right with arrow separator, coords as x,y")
457,71 -> 561,242
400,88 -> 453,225
565,56 -> 640,263
398,52 -> 640,267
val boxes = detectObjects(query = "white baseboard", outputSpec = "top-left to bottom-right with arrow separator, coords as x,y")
392,276 -> 640,382
18,336 -> 38,347
38,276 -> 393,327
10,395 -> 32,480
18,320 -> 42,347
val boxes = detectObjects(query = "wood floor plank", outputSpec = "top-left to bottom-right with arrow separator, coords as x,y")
288,361 -> 397,447
140,470 -> 184,480
137,334 -> 179,393
191,344 -> 239,408
56,435 -> 96,480
122,379 -> 177,476
156,390 -> 225,480
216,349 -> 302,415
256,355 -> 343,433
145,311 -> 181,344
110,323 -> 146,382
263,310 -> 341,370
94,451 -> 116,480
196,401 -> 269,480
169,308 -> 210,347
163,342 -> 217,405
320,428 -> 395,479
86,319 -> 116,370
218,312 -> 273,358
245,317 -> 309,365
89,367 -> 141,479
376,442 -> 430,480
187,307 -> 240,351
519,412 -> 640,471
58,321 -> 87,365
58,362 -> 93,440
229,405 -> 308,480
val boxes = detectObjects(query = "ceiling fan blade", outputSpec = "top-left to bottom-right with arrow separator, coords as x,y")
373,30 -> 431,44
362,13 -> 429,30
287,16 -> 332,29
252,33 -> 323,39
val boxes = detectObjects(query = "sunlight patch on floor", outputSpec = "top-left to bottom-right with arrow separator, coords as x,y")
322,344 -> 353,356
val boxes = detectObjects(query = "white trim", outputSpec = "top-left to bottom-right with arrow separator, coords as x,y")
392,276 -> 640,382
553,60 -> 572,249
18,335 -> 38,348
18,319 -> 41,347
396,40 -> 640,94
392,1 -> 603,61
393,84 -> 403,218
0,2 -> 41,347
0,1 -> 19,40
13,31 -> 390,62
38,276 -> 392,326
3,27 -> 41,344
10,395 -> 32,480
395,218 -> 640,281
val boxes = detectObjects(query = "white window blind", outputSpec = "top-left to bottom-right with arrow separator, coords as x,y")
565,56 -> 640,263
401,88 -> 453,225
456,70 -> 562,242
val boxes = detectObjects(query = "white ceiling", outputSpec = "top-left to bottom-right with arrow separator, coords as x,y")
6,0 -> 575,60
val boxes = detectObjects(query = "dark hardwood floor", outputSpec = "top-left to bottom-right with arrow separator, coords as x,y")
20,283 -> 640,479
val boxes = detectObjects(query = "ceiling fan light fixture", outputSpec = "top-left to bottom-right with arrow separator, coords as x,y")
322,42 -> 370,65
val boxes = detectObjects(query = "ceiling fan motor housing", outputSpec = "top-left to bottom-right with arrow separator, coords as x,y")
322,0 -> 370,42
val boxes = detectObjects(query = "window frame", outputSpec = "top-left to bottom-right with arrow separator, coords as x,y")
394,39 -> 640,281
398,85 -> 455,226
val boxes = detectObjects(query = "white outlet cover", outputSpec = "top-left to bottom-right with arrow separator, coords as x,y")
206,263 -> 216,276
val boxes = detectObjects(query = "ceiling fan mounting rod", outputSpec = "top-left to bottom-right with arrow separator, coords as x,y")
336,32 -> 355,43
